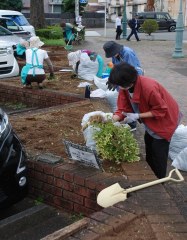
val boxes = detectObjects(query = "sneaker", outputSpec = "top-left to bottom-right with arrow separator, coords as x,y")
126,39 -> 130,41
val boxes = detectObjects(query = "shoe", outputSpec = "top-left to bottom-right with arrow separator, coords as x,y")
126,39 -> 130,41
137,40 -> 141,41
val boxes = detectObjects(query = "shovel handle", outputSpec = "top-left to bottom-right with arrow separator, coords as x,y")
125,168 -> 184,194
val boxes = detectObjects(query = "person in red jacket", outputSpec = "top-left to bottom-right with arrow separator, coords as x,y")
108,62 -> 181,179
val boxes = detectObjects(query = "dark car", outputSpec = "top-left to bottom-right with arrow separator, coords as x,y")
136,12 -> 176,32
0,17 -> 31,39
0,108 -> 28,209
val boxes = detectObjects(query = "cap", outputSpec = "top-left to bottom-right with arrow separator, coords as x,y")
103,41 -> 123,58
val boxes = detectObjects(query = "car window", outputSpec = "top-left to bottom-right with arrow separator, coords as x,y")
2,15 -> 30,26
6,19 -> 20,31
157,14 -> 168,20
145,13 -> 155,19
0,26 -> 12,36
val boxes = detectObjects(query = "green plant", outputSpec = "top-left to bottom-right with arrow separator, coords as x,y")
70,213 -> 84,222
34,196 -> 44,205
93,122 -> 140,164
141,19 -> 159,35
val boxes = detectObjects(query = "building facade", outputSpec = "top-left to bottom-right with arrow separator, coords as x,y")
22,0 -> 187,25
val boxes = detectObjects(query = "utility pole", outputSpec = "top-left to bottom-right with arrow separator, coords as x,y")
75,0 -> 79,19
172,0 -> 184,58
122,0 -> 127,38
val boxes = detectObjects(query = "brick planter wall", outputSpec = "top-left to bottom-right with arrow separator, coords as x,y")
0,83 -> 84,108
27,159 -> 122,216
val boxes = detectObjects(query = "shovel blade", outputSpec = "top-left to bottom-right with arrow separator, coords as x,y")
97,183 -> 127,208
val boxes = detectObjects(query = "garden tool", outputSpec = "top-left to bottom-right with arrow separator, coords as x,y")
97,168 -> 184,208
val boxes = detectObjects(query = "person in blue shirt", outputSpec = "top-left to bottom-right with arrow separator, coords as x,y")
103,40 -> 144,129
103,41 -> 143,75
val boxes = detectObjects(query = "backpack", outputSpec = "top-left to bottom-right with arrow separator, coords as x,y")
128,20 -> 133,29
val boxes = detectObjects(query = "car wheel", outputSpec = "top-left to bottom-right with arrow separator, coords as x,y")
168,25 -> 176,32
137,27 -> 144,33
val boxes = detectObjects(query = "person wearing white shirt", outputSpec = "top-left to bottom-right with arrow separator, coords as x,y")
115,14 -> 122,40
21,36 -> 54,89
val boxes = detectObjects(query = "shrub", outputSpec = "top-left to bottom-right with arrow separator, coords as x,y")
141,19 -> 159,35
93,122 -> 140,164
36,26 -> 63,39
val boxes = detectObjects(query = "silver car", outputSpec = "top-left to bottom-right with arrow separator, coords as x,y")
0,26 -> 22,79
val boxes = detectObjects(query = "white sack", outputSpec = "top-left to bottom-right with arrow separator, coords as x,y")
105,89 -> 119,113
169,124 -> 187,161
78,53 -> 98,81
90,89 -> 107,98
172,147 -> 187,172
93,75 -> 108,91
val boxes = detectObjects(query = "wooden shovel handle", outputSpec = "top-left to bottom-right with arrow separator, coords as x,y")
125,168 -> 184,194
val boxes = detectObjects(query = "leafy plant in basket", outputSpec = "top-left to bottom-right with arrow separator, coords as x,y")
93,122 -> 140,164
141,19 -> 159,36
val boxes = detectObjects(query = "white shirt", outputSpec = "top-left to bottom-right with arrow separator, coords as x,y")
115,17 -> 122,28
26,48 -> 49,75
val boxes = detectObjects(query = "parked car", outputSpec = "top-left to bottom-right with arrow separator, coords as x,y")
136,12 -> 176,32
0,40 -> 19,79
0,108 -> 28,209
0,10 -> 36,36
0,17 -> 31,39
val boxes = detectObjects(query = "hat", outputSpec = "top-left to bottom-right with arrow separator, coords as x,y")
103,41 -> 123,58
29,36 -> 44,48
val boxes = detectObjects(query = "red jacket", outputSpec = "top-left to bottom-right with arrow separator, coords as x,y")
115,75 -> 179,141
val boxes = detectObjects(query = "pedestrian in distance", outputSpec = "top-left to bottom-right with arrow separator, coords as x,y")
115,14 -> 122,40
21,36 -> 54,89
109,62 -> 182,179
127,14 -> 141,41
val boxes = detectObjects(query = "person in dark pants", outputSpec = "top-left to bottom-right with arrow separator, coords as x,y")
127,15 -> 140,41
115,14 -> 122,40
108,62 -> 181,179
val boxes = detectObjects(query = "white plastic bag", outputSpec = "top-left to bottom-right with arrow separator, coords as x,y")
169,124 -> 187,161
172,147 -> 187,171
90,89 -> 107,98
81,111 -> 113,148
93,75 -> 108,91
78,53 -> 98,81
105,89 -> 119,113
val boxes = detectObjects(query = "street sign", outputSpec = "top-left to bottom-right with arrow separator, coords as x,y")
79,0 -> 87,3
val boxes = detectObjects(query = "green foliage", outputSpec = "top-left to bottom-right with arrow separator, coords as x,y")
141,19 -> 159,35
34,196 -> 44,205
0,0 -> 23,11
70,213 -> 84,222
36,26 -> 63,39
93,122 -> 140,164
63,0 -> 87,13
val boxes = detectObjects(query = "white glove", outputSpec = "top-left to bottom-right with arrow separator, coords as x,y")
124,113 -> 139,123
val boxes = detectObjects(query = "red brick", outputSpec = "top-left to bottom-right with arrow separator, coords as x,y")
74,185 -> 96,199
53,163 -> 77,178
34,161 -> 44,172
73,203 -> 95,217
43,183 -> 54,195
46,175 -> 54,185
64,172 -> 74,182
84,198 -> 100,211
55,178 -> 74,191
34,171 -> 47,182
53,196 -> 74,211
63,190 -> 84,205
43,164 -> 55,175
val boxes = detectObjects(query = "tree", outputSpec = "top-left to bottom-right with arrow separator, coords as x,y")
0,0 -> 23,11
30,0 -> 46,29
63,0 -> 87,14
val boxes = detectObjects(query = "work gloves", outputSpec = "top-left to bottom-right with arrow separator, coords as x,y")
123,113 -> 139,123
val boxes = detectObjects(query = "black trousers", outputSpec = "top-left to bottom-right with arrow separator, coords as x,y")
116,26 -> 122,40
127,28 -> 140,41
144,131 -> 170,179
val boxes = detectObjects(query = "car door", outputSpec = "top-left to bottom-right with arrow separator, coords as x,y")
156,13 -> 168,30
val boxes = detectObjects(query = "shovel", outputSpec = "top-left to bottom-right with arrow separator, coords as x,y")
97,168 -> 184,208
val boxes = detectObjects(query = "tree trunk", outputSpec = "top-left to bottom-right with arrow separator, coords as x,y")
145,0 -> 155,11
30,0 -> 46,29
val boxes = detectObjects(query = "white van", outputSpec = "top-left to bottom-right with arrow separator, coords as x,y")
0,10 -> 35,36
